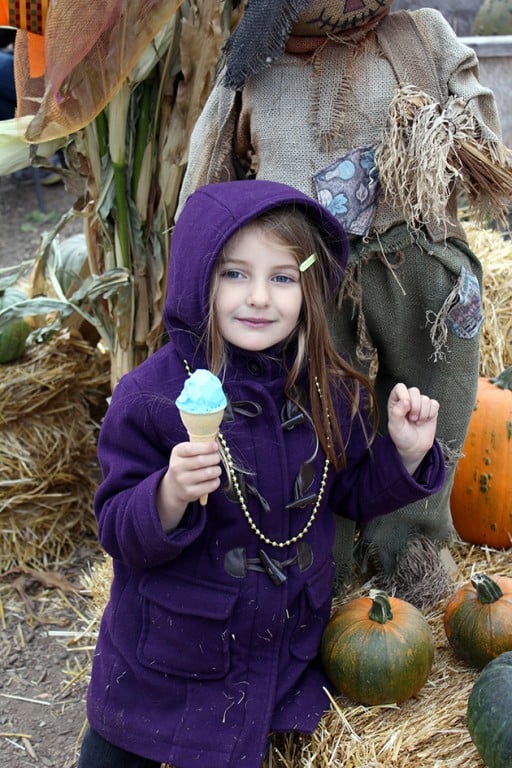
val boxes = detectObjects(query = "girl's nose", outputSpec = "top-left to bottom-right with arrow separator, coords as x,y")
247,280 -> 270,306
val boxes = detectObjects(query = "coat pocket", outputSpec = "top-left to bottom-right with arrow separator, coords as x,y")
289,557 -> 335,662
137,572 -> 239,680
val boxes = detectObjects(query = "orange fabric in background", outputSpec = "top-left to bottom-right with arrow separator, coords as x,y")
25,31 -> 45,77
3,0 -> 48,34
0,0 -> 8,25
0,0 -> 47,77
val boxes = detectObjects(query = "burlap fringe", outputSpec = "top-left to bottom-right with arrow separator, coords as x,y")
375,85 -> 512,229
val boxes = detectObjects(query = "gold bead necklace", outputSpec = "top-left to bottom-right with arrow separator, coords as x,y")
183,361 -> 330,548
217,430 -> 330,548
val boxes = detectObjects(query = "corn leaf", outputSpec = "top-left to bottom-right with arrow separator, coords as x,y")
0,117 -> 62,174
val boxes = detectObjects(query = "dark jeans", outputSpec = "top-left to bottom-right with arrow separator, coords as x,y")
77,727 -> 161,768
0,49 -> 16,120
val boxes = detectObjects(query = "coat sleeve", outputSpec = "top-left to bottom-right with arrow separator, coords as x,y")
376,9 -> 512,236
413,8 -> 503,141
93,376 -> 207,569
328,408 -> 446,525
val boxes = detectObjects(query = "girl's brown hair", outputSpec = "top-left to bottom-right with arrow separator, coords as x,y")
206,206 -> 378,471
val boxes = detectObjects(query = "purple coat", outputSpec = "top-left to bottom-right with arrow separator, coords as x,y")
86,180 -> 445,767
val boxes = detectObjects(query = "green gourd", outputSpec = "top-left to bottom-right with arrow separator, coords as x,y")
472,0 -> 512,35
467,651 -> 512,768
0,287 -> 31,364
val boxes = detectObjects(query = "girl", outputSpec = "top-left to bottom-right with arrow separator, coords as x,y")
78,180 -> 444,768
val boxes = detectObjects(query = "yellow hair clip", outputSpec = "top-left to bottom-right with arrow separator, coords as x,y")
299,253 -> 317,272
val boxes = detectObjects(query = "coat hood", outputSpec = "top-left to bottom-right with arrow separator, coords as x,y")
165,179 -> 348,357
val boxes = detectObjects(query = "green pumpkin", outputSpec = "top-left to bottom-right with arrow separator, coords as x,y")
467,651 -> 512,768
472,0 -> 512,35
320,590 -> 434,705
0,287 -> 31,364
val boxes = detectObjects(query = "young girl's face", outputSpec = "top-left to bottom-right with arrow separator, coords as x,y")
214,225 -> 303,352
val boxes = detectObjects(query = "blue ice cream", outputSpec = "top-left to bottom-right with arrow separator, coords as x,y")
176,369 -> 227,413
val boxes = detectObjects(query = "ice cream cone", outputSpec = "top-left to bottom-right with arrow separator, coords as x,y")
178,407 -> 225,505
176,368 -> 227,505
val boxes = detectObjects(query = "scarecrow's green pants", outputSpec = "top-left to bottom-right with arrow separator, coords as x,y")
329,224 -> 483,586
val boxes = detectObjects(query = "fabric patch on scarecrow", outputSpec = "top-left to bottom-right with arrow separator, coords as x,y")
446,266 -> 484,340
313,146 -> 380,236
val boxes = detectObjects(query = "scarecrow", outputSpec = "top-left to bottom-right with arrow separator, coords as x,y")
178,0 -> 512,607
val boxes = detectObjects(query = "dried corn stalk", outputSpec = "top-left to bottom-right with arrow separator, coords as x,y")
5,1 -> 242,387
78,1 -> 238,385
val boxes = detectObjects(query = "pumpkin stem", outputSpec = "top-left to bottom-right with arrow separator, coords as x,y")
471,572 -> 504,604
490,365 -> 512,391
368,590 -> 393,623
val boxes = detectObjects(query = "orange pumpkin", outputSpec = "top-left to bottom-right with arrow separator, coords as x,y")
444,573 -> 512,669
450,367 -> 512,548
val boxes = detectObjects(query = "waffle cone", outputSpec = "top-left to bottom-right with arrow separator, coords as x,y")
178,408 -> 225,441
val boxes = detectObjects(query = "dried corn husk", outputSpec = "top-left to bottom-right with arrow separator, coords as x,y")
0,116 -> 63,175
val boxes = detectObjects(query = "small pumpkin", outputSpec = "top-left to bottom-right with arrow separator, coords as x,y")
444,573 -> 512,669
0,286 -> 31,364
450,367 -> 512,549
320,590 -> 434,705
467,651 -> 512,768
472,0 -> 512,35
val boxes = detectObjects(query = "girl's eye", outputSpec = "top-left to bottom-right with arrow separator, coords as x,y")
221,269 -> 244,279
273,274 -> 295,284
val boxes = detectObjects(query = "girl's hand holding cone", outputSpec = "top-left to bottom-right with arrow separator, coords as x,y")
178,406 -> 225,504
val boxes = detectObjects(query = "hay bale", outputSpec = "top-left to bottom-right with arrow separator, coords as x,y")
0,331 -> 110,569
463,221 -> 512,378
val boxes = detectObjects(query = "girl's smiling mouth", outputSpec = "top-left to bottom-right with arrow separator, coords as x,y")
237,317 -> 274,327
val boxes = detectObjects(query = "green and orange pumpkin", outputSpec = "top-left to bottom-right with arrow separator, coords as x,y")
0,286 -> 31,364
320,590 -> 434,705
444,573 -> 512,669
